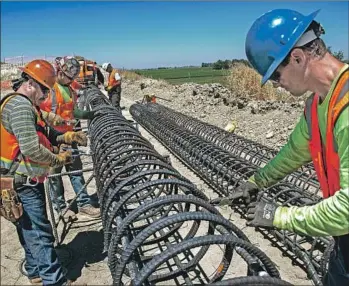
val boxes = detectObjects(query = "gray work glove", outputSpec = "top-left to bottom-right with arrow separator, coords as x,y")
230,181 -> 260,204
210,181 -> 259,206
246,200 -> 278,228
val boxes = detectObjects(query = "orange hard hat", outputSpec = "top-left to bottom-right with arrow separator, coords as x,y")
22,59 -> 56,89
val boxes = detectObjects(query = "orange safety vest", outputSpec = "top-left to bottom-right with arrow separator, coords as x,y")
0,93 -> 54,182
40,82 -> 77,133
107,69 -> 121,89
304,68 -> 349,198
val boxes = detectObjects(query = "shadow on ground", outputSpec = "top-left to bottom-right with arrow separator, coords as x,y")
64,229 -> 107,281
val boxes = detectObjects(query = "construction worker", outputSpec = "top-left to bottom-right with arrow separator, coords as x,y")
40,56 -> 100,219
101,62 -> 122,107
0,59 -> 86,285
230,9 -> 348,285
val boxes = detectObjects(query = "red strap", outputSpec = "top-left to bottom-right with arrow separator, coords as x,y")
324,71 -> 348,196
309,94 -> 330,198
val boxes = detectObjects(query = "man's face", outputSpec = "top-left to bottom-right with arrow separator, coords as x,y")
57,70 -> 73,85
28,80 -> 50,106
269,49 -> 309,97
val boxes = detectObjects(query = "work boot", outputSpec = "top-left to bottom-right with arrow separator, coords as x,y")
60,208 -> 77,221
29,277 -> 42,285
78,205 -> 100,218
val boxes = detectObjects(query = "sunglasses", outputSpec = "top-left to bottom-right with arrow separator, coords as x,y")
35,80 -> 50,95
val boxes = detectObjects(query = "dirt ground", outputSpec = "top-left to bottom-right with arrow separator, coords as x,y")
1,94 -> 312,285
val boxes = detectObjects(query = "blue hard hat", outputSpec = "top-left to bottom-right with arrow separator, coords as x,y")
245,9 -> 321,85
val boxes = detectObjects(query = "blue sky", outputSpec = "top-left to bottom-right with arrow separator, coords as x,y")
1,1 -> 348,69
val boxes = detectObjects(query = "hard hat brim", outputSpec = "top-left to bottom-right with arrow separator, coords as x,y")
261,9 -> 320,86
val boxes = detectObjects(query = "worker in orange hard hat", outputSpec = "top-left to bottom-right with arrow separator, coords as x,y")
1,59 -> 84,285
40,56 -> 101,219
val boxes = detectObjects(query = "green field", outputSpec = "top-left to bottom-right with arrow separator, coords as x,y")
134,67 -> 229,85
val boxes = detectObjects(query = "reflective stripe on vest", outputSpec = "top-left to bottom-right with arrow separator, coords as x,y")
40,82 -> 76,132
108,69 -> 120,89
0,94 -> 53,182
304,68 -> 349,198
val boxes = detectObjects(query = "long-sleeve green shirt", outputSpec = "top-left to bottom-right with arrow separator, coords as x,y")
57,83 -> 95,120
252,64 -> 349,237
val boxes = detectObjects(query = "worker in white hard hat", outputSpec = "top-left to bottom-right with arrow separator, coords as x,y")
101,62 -> 122,108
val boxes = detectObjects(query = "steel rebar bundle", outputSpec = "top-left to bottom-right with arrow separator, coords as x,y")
143,103 -> 321,199
130,103 -> 334,286
80,86 -> 292,286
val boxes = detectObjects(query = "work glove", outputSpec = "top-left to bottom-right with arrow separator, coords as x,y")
52,146 -> 60,154
42,111 -> 65,126
246,200 -> 278,228
63,131 -> 88,146
210,181 -> 259,206
230,181 -> 260,204
52,115 -> 65,126
51,150 -> 73,167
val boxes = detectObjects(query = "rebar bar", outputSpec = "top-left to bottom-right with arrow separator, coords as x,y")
130,102 -> 333,285
145,103 -> 321,199
78,86 -> 292,286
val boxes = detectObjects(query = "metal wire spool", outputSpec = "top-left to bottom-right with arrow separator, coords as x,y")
79,88 -> 291,285
130,103 -> 333,286
145,103 -> 321,199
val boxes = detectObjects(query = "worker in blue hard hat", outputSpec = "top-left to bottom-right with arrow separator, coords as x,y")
229,9 -> 348,286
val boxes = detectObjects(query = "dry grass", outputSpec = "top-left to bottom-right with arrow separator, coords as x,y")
226,63 -> 293,101
120,70 -> 143,82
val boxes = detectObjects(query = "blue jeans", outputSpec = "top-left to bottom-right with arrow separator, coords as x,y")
16,183 -> 67,285
49,151 -> 91,211
323,237 -> 349,286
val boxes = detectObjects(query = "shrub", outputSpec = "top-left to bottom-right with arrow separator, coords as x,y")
226,63 -> 293,101
120,70 -> 143,82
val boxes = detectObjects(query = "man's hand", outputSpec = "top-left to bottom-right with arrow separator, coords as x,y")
52,114 -> 65,126
42,111 -> 65,126
63,131 -> 88,146
52,150 -> 73,167
52,146 -> 60,154
231,181 -> 259,204
210,181 -> 259,206
246,200 -> 278,228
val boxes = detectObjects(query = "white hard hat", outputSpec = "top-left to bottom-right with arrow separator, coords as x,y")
102,62 -> 110,70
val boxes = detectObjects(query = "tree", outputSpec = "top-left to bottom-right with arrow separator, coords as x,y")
213,60 -> 224,70
223,60 -> 231,69
201,62 -> 213,68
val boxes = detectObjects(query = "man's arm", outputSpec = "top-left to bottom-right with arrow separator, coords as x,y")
253,114 -> 312,188
8,98 -> 57,165
73,106 -> 95,120
274,187 -> 349,237
273,107 -> 349,237
114,71 -> 121,85
47,126 -> 64,146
